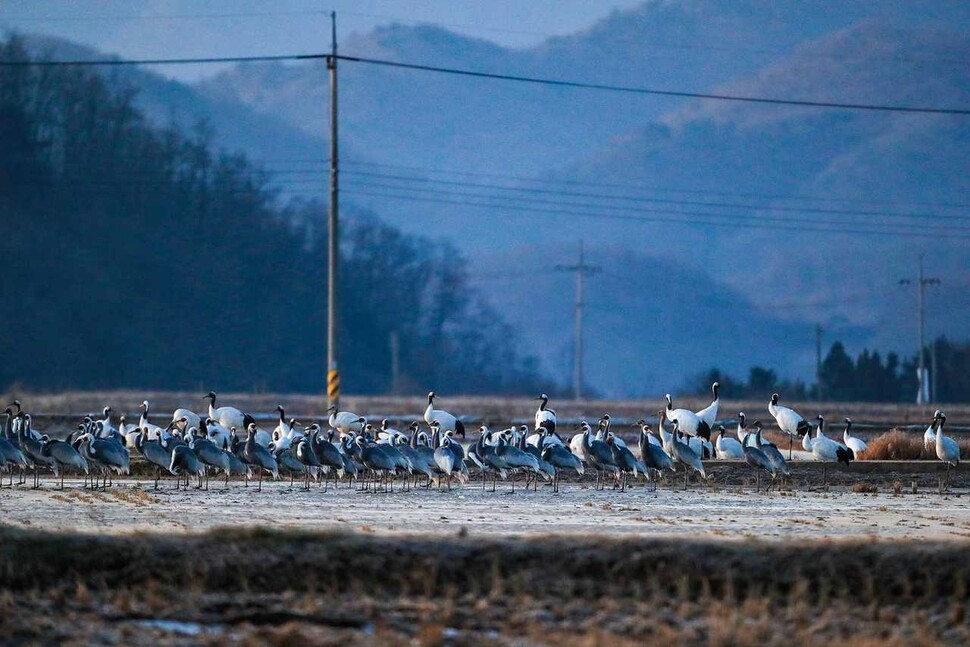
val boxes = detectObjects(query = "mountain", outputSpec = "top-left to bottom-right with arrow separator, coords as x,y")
568,21 -> 970,366
14,3 -> 970,396
21,34 -> 325,177
199,0 -> 970,177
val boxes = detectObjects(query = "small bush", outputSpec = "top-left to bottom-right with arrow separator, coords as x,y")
863,430 -> 924,460
851,483 -> 878,494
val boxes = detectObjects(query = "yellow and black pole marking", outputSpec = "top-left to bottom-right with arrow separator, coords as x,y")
327,368 -> 340,407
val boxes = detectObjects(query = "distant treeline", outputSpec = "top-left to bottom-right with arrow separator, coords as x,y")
689,337 -> 970,403
0,37 -> 546,394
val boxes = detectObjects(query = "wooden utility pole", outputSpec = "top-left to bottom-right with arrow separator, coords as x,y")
326,11 -> 340,408
900,255 -> 940,404
556,241 -> 600,400
389,331 -> 400,394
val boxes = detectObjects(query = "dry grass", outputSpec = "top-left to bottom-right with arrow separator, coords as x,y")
864,429 -> 970,461
1,526 -> 969,645
864,430 -> 927,460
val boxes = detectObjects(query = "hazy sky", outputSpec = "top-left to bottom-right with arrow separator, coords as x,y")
1,0 -> 645,81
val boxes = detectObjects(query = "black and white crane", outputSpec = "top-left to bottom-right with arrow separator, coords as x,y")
767,393 -> 809,459
664,394 -> 711,441
424,392 -> 466,438
534,394 -> 557,435
934,412 -> 960,490
694,382 -> 720,437
204,392 -> 256,432
809,415 -> 853,487
842,418 -> 867,458
715,425 -> 744,460
328,405 -> 364,435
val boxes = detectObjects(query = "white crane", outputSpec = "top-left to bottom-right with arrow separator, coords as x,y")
570,422 -> 591,459
377,419 -> 408,445
204,392 -> 255,432
736,412 -> 752,445
201,418 -> 234,451
98,407 -> 118,436
715,425 -> 744,459
328,405 -> 364,435
534,393 -> 556,434
924,410 -> 942,455
171,407 -> 201,432
664,394 -> 710,440
809,415 -> 853,487
424,392 -> 466,438
138,401 -> 165,440
767,393 -> 809,459
842,418 -> 867,458
935,412 -> 960,490
694,382 -> 720,434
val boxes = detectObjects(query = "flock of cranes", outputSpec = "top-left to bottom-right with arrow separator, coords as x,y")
0,386 -> 961,493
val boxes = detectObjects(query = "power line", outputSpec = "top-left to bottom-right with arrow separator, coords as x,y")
337,55 -> 970,116
3,51 -> 969,115
41,159 -> 970,214
0,53 -> 327,67
344,180 -> 970,233
262,158 -> 970,211
342,187 -> 970,239
340,171 -> 970,224
26,171 -> 966,231
0,9 -> 332,23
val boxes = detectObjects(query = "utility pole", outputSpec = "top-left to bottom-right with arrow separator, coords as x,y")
815,324 -> 823,401
326,11 -> 340,408
556,241 -> 600,400
899,255 -> 940,404
389,331 -> 400,395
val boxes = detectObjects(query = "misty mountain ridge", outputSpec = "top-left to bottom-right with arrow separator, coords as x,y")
13,2 -> 970,396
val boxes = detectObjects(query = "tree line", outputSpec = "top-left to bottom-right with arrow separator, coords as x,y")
688,337 -> 969,403
0,37 -> 547,395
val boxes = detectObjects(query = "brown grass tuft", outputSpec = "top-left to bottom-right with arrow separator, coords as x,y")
863,430 -> 925,460
852,483 -> 878,494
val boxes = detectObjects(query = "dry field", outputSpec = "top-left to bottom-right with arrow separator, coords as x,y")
4,390 -> 970,644
2,525 -> 969,646
2,478 -> 970,540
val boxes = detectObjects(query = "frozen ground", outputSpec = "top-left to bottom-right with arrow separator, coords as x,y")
3,479 -> 969,541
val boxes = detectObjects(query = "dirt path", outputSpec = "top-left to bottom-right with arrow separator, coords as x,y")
2,479 -> 969,541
